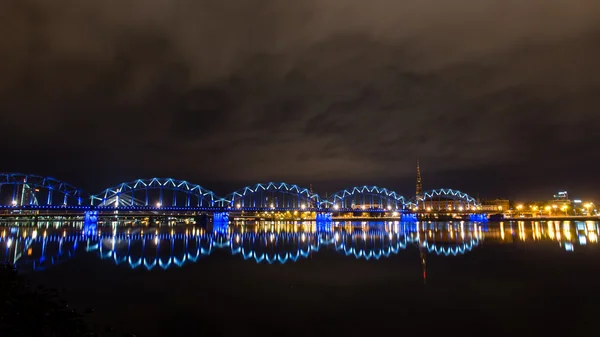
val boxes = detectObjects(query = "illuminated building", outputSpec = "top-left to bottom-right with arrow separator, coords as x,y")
549,191 -> 571,207
481,199 -> 510,212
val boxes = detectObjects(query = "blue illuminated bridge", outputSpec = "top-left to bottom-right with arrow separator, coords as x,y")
0,173 -> 488,222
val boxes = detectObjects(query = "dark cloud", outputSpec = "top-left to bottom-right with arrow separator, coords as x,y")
1,0 -> 600,198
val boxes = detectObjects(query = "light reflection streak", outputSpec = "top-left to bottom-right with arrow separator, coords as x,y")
0,222 -> 486,271
3,220 -> 596,271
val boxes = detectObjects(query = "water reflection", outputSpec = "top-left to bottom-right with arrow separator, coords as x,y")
1,220 -> 596,272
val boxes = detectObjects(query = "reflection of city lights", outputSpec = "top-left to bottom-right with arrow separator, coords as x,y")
1,223 -> 497,270
7,238 -> 12,248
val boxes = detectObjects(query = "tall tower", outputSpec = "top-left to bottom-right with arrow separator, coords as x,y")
416,159 -> 423,198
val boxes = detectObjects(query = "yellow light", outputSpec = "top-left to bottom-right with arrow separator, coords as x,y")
588,232 -> 598,243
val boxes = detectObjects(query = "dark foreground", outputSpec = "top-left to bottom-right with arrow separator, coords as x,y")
9,244 -> 599,337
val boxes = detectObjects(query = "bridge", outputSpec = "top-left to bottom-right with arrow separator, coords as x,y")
0,173 -> 489,224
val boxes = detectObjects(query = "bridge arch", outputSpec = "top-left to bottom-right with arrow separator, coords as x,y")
414,189 -> 479,211
218,182 -> 321,209
0,173 -> 85,207
325,186 -> 406,210
422,239 -> 480,256
90,178 -> 219,208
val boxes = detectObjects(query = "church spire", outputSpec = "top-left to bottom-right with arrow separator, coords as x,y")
416,159 -> 423,198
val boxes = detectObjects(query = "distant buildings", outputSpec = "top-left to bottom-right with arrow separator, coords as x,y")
481,199 -> 510,212
549,191 -> 571,207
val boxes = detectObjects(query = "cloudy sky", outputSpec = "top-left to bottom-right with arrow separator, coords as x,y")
1,0 -> 599,199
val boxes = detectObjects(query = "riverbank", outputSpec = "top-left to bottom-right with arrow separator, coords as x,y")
0,263 -> 93,336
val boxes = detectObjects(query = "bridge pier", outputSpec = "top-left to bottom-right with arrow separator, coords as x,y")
316,212 -> 332,222
401,212 -> 418,222
469,214 -> 489,222
316,212 -> 333,232
83,210 -> 98,235
210,212 -> 229,234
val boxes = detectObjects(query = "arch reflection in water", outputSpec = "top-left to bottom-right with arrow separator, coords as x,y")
0,221 -> 486,271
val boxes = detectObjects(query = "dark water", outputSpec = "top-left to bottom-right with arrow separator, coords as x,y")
2,220 -> 600,336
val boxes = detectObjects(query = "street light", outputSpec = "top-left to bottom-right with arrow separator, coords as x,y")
584,203 -> 593,215
516,204 -> 523,216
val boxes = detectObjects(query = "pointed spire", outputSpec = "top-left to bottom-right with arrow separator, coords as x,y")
416,159 -> 423,198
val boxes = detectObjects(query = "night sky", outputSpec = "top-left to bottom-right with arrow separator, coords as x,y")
1,1 -> 599,200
